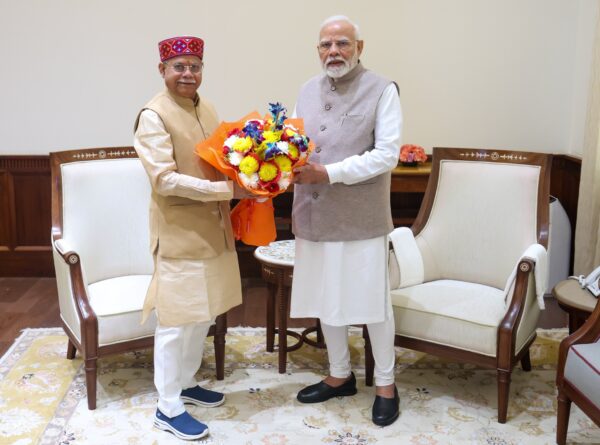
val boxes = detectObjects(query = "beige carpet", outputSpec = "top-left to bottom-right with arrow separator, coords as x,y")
0,327 -> 599,444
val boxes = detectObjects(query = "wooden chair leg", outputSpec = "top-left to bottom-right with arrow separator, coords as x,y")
84,357 -> 98,410
363,325 -> 374,387
66,338 -> 76,359
214,313 -> 227,381
556,389 -> 572,445
497,368 -> 512,423
520,348 -> 532,371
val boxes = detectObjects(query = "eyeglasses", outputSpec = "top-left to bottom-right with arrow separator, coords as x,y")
165,62 -> 204,73
318,40 -> 355,53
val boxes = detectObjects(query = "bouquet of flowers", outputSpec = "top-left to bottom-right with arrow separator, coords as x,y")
400,144 -> 427,165
196,103 -> 313,246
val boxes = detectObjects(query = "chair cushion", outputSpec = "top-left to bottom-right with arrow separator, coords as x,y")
564,342 -> 600,409
87,275 -> 156,346
391,280 -> 506,356
61,159 -> 154,284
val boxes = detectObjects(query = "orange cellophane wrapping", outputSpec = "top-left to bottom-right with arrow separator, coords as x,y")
195,112 -> 314,246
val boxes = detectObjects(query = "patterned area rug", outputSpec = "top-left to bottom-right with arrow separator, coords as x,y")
1,328 -> 599,444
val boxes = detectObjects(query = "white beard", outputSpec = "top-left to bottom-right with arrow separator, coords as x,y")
323,52 -> 359,79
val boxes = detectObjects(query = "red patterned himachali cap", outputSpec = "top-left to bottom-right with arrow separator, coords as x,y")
158,36 -> 204,62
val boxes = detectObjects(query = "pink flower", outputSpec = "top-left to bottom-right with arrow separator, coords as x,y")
400,144 -> 427,163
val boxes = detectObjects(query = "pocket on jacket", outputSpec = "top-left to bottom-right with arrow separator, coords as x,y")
340,113 -> 365,127
167,196 -> 206,207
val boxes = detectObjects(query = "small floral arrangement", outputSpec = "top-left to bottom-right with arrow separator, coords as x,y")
400,144 -> 427,164
222,103 -> 311,194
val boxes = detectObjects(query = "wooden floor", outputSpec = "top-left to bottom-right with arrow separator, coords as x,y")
0,277 -> 567,357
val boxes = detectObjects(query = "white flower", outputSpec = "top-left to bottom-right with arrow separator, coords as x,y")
224,135 -> 239,149
277,171 -> 292,190
276,141 -> 289,155
278,176 -> 291,190
239,173 -> 259,189
227,152 -> 243,166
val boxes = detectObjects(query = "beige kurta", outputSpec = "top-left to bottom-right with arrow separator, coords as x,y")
134,90 -> 242,326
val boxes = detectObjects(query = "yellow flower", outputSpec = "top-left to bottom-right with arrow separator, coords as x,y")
262,131 -> 282,144
233,136 -> 253,153
287,144 -> 299,159
239,156 -> 259,175
273,155 -> 292,172
258,162 -> 278,182
255,142 -> 268,159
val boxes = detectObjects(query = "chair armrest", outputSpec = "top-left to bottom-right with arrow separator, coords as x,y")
52,238 -> 97,344
388,227 -> 424,289
557,297 -> 600,384
503,243 -> 547,310
53,238 -> 80,265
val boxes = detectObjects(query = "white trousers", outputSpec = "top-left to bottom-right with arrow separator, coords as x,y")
321,317 -> 396,386
154,320 -> 213,417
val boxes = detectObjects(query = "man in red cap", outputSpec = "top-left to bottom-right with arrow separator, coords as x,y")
134,36 -> 243,440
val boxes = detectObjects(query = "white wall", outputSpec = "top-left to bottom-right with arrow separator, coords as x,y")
0,0 -> 597,155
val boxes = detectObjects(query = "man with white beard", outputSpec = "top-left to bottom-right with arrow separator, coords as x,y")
290,15 -> 403,426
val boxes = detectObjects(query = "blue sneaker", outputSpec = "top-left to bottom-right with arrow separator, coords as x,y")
181,385 -> 225,407
153,409 -> 208,441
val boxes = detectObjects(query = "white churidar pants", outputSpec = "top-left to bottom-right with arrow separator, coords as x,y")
322,318 -> 396,386
291,236 -> 396,386
154,320 -> 213,417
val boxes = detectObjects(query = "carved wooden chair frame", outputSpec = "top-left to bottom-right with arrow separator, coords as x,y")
556,298 -> 600,444
50,147 -> 226,410
364,147 -> 551,423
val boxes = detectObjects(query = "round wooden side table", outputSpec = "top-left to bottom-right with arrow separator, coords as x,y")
553,279 -> 598,333
254,239 -> 325,373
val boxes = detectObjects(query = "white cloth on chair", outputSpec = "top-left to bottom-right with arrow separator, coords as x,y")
502,243 -> 548,310
389,227 -> 424,289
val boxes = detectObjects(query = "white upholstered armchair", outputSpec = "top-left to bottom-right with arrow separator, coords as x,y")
556,294 -> 600,444
365,147 -> 551,423
50,148 -> 227,409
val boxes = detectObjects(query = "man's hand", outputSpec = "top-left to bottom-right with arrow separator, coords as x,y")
233,182 -> 255,199
292,163 -> 330,184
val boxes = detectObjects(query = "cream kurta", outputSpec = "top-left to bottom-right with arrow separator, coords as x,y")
134,102 -> 242,326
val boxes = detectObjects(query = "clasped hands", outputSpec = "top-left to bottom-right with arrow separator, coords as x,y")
232,162 -> 328,200
292,163 -> 329,185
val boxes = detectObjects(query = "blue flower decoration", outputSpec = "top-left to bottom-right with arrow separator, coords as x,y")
268,102 -> 288,130
243,122 -> 263,142
264,142 -> 281,160
292,135 -> 309,152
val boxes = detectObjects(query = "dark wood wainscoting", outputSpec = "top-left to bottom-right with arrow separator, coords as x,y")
550,155 -> 582,274
0,152 -> 582,277
0,156 -> 53,276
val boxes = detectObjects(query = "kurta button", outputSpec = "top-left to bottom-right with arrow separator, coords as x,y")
330,85 -> 336,91
315,147 -> 321,153
325,104 -> 332,110
320,125 -> 326,131
312,192 -> 319,199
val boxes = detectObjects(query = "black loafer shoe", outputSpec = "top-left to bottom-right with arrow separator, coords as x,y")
372,386 -> 400,426
297,372 -> 357,403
